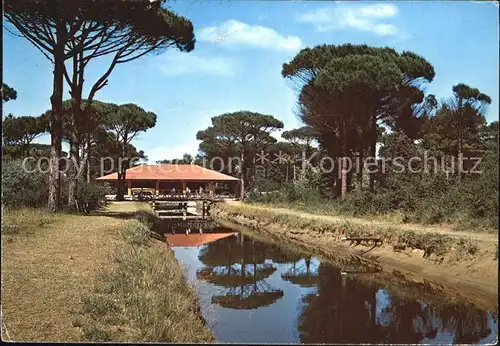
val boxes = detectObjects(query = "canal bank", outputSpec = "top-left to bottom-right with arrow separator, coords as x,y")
213,202 -> 498,311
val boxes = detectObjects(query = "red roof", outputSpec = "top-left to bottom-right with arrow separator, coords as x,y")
96,164 -> 239,181
165,232 -> 237,246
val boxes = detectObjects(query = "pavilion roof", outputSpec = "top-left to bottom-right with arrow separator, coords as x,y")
96,164 -> 239,182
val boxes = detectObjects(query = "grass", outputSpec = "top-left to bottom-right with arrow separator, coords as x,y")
249,198 -> 498,233
1,206 -> 213,342
75,219 -> 214,343
2,207 -> 56,235
1,208 -> 123,341
217,203 -> 483,259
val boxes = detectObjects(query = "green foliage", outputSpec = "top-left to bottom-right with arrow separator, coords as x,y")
281,126 -> 318,146
1,159 -> 108,211
2,83 -> 17,102
1,159 -> 49,208
2,114 -> 48,148
76,179 -> 109,211
196,111 -> 284,188
156,153 -> 194,164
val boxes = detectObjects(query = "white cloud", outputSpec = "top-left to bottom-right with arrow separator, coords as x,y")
297,3 -> 400,36
159,52 -> 235,76
144,140 -> 201,164
198,20 -> 303,51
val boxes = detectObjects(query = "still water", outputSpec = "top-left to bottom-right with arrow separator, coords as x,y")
169,227 -> 498,344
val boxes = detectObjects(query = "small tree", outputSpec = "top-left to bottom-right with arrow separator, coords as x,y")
197,111 -> 284,199
102,103 -> 157,200
2,114 -> 48,157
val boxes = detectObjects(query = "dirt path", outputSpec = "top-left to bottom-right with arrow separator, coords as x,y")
227,201 -> 497,243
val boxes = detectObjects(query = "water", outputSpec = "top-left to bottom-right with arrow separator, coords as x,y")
169,228 -> 498,344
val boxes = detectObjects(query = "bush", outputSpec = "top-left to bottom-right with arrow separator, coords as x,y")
2,159 -> 49,208
76,179 -> 109,212
1,159 -> 108,212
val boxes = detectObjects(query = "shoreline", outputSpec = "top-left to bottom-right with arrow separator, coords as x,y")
214,202 -> 498,312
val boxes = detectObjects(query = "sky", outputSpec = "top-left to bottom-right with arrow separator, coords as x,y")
3,0 -> 499,163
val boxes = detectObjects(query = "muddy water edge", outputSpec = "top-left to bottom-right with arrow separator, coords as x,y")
167,219 -> 498,344
212,205 -> 498,312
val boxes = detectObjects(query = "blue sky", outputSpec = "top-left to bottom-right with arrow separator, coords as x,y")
3,1 -> 499,163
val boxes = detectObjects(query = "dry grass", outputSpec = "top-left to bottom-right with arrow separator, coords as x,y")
1,209 -> 123,341
75,220 -> 214,343
2,207 -> 57,235
1,208 -> 213,343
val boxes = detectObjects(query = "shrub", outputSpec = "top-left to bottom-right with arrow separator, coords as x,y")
2,159 -> 109,212
2,159 -> 49,208
76,179 -> 109,212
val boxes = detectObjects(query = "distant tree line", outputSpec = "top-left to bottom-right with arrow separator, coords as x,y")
189,44 -> 497,226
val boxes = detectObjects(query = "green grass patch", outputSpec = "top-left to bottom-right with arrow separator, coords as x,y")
75,219 -> 214,343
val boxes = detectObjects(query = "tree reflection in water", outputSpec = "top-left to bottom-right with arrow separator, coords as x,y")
193,233 -> 495,343
297,263 -> 495,344
197,234 -> 287,310
281,256 -> 320,287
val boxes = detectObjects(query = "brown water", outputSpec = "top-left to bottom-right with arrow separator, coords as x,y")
170,228 -> 498,344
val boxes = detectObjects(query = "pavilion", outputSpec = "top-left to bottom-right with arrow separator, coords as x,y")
96,164 -> 240,198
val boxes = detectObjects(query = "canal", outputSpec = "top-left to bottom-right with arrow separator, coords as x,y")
166,226 -> 498,344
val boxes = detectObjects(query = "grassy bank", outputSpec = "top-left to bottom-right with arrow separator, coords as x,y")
215,202 -> 498,308
219,202 -> 491,259
247,184 -> 498,232
1,206 -> 213,342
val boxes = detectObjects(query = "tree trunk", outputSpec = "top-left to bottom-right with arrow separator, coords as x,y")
369,115 -> 377,192
333,170 -> 341,197
67,139 -> 80,210
340,157 -> 347,199
68,90 -> 82,210
346,167 -> 353,192
357,150 -> 364,192
86,139 -> 91,183
457,98 -> 463,184
340,117 -> 347,199
239,151 -> 245,200
116,137 -> 128,200
48,22 -> 66,212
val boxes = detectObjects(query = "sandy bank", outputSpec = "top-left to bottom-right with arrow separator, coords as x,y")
214,202 -> 498,311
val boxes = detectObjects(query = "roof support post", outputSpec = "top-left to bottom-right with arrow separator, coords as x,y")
155,180 -> 159,196
182,181 -> 186,194
127,181 -> 131,196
